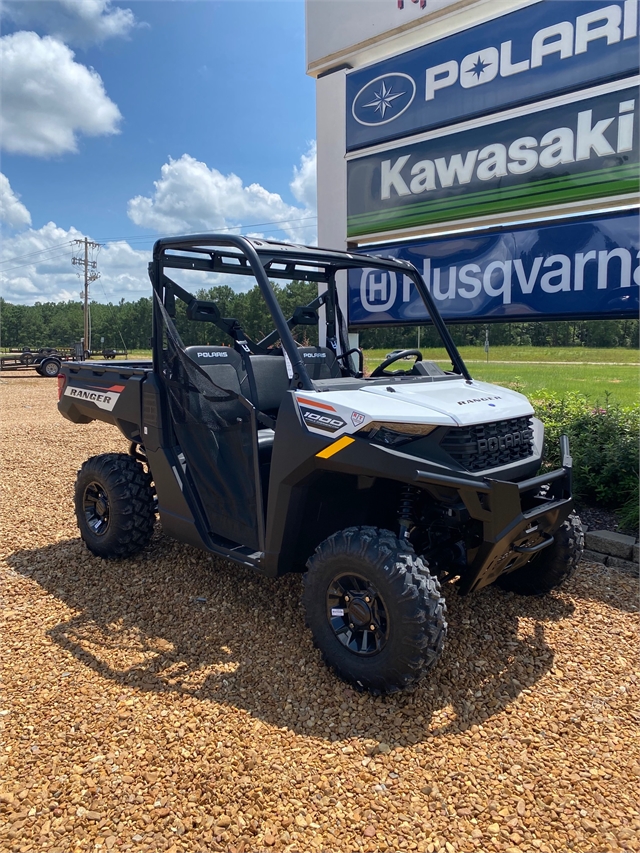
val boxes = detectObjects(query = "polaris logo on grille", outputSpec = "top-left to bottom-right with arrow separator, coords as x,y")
477,428 -> 533,453
300,406 -> 346,433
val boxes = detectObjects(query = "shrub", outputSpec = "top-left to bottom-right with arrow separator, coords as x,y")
533,392 -> 639,530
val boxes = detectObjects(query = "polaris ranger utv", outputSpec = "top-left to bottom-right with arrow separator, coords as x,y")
58,235 -> 583,695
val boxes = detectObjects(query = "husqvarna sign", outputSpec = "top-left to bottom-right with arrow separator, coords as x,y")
346,0 -> 639,150
348,210 -> 639,324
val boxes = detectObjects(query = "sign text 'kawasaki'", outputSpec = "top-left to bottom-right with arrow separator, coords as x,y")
347,83 -> 638,238
346,0 -> 639,150
348,210 -> 639,325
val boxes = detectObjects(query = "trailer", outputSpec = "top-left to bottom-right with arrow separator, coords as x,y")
1,343 -> 129,376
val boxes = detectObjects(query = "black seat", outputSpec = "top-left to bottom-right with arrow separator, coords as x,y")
297,347 -> 341,380
249,355 -> 290,415
186,347 -> 291,420
184,345 -> 246,394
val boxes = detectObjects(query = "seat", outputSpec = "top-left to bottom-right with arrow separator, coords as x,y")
184,345 -> 245,394
296,347 -> 341,380
186,347 -> 290,420
249,355 -> 290,415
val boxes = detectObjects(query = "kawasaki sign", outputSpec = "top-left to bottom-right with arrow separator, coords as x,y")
346,81 -> 638,238
346,0 -> 639,150
347,210 -> 639,325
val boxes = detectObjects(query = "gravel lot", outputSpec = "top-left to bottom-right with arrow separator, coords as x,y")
1,374 -> 638,853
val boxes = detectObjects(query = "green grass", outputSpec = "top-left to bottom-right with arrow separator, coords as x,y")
364,347 -> 639,406
125,349 -> 153,359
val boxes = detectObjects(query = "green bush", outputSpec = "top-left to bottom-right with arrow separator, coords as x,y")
533,392 -> 639,530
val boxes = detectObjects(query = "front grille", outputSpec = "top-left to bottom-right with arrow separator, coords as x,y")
441,416 -> 535,472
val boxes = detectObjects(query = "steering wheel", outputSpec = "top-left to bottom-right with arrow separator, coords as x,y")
370,349 -> 423,377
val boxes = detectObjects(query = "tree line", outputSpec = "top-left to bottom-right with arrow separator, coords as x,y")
1,286 -> 637,351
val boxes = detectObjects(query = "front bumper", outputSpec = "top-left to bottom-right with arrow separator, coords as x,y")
416,435 -> 574,594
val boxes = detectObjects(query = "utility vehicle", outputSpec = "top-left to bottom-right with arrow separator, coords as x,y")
58,235 -> 583,694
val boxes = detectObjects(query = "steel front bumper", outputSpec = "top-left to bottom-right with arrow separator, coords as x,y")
415,436 -> 574,595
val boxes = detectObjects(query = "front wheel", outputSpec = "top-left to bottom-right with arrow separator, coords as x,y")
302,527 -> 447,695
74,453 -> 156,559
496,512 -> 584,595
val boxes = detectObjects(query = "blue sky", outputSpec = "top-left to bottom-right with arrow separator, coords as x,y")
0,0 -> 317,304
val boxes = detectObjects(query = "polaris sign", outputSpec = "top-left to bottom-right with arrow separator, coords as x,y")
348,210 -> 639,325
346,0 -> 639,150
347,82 -> 638,238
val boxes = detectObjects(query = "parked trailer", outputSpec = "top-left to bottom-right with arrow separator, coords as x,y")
0,348 -> 67,377
1,344 -> 128,376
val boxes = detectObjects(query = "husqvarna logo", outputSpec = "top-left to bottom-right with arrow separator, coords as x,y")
352,74 -> 416,126
360,268 -> 403,313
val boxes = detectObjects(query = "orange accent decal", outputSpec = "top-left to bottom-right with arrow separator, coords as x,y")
296,396 -> 336,412
316,436 -> 355,459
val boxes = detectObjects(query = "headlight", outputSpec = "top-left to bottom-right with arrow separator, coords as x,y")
360,421 -> 437,447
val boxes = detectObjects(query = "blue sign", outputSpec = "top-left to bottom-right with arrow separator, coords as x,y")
346,0 -> 639,151
348,210 -> 639,325
347,83 -> 638,237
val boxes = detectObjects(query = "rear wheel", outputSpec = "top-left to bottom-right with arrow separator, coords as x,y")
302,526 -> 447,695
496,512 -> 584,595
74,453 -> 155,559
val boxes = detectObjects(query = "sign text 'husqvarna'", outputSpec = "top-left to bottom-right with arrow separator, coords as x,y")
349,210 -> 639,325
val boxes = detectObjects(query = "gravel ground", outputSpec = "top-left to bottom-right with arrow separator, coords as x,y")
1,373 -> 639,853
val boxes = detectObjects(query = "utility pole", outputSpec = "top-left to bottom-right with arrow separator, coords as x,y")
72,238 -> 101,355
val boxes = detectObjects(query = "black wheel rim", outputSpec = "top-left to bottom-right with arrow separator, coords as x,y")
326,573 -> 389,656
83,482 -> 110,536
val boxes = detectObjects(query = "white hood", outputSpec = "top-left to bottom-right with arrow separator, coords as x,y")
360,379 -> 533,427
295,378 -> 534,439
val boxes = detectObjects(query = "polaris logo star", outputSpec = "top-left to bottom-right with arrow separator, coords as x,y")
353,73 -> 417,126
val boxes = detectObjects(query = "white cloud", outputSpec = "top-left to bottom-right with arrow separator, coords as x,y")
0,173 -> 32,229
1,0 -> 137,46
0,146 -> 319,305
0,32 -> 121,157
128,143 -> 318,244
0,222 -> 150,304
290,141 -> 317,212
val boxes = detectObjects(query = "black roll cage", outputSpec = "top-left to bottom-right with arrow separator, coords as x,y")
149,233 -> 472,389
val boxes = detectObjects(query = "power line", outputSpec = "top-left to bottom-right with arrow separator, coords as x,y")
0,250 -> 77,274
0,241 -> 75,266
1,215 -> 318,269
92,214 -> 318,244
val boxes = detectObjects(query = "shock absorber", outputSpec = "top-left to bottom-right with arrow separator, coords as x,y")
398,485 -> 419,540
